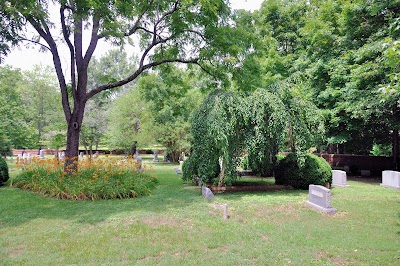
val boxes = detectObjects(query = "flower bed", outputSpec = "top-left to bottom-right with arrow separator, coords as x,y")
13,157 -> 157,200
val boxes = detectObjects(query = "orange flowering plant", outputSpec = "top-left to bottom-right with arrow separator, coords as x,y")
13,156 -> 157,200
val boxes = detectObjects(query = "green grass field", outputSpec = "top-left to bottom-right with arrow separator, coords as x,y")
1,159 -> 399,265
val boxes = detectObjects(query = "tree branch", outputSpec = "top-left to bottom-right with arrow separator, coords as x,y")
26,15 -> 71,121
85,57 -> 198,100
60,5 -> 77,99
19,37 -> 51,51
126,0 -> 155,36
83,17 -> 100,65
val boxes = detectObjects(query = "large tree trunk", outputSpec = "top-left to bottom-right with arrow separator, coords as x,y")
65,105 -> 85,174
393,129 -> 399,170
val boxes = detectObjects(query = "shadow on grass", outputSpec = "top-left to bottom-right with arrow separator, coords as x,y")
0,167 -> 201,228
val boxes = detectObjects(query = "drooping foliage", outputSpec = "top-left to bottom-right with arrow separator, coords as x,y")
183,90 -> 246,186
244,89 -> 286,176
184,82 -> 324,186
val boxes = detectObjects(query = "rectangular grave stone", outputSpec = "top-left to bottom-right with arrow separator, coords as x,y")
332,170 -> 349,187
306,185 -> 337,214
39,150 -> 45,159
202,186 -> 215,199
381,170 -> 400,189
361,170 -> 371,176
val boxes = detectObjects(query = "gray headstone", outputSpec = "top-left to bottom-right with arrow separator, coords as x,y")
343,165 -> 350,174
381,170 -> 400,189
153,150 -> 159,162
39,150 -> 45,159
80,152 -> 84,158
174,168 -> 182,174
361,170 -> 371,176
306,185 -> 337,214
179,160 -> 183,170
202,186 -> 215,199
332,170 -> 348,187
136,156 -> 142,169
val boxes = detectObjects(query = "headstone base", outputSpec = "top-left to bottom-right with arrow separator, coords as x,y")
306,201 -> 337,215
380,184 -> 400,190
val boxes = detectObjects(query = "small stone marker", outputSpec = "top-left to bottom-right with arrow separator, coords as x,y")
202,186 -> 215,199
80,152 -> 84,158
361,170 -> 371,176
179,160 -> 183,170
306,185 -> 337,214
39,150 -> 45,159
136,155 -> 142,169
153,150 -> 159,162
332,170 -> 349,187
343,165 -> 350,174
212,203 -> 229,219
381,170 -> 400,189
174,167 -> 182,174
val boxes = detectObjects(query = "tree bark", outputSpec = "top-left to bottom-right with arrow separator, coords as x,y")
65,103 -> 85,174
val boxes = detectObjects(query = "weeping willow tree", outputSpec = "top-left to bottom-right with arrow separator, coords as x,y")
244,89 -> 286,176
183,90 -> 246,186
183,81 -> 325,186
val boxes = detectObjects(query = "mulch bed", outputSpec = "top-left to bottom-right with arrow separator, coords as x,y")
210,184 -> 292,193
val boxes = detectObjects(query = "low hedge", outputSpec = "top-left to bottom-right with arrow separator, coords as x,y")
275,153 -> 332,189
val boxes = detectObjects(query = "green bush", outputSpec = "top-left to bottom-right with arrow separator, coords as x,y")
0,156 -> 9,185
275,153 -> 332,189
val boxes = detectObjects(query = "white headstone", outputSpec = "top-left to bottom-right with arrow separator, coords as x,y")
179,160 -> 184,170
332,170 -> 348,187
80,152 -> 84,158
306,185 -> 337,214
39,150 -> 45,159
381,170 -> 400,189
60,151 -> 65,160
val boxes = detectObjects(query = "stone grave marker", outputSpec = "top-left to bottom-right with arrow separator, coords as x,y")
343,165 -> 350,174
202,186 -> 215,199
332,170 -> 349,187
361,170 -> 371,176
381,170 -> 400,189
80,152 -> 84,158
179,160 -> 184,170
306,185 -> 337,214
212,203 -> 229,219
153,150 -> 159,162
136,155 -> 142,169
39,150 -> 45,159
174,167 -> 182,174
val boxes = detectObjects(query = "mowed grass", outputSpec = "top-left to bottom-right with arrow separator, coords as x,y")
1,160 -> 399,265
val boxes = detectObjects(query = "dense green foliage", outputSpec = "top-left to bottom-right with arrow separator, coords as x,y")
13,157 -> 157,200
184,85 -> 323,185
183,90 -> 245,186
275,153 -> 332,189
0,156 -> 9,185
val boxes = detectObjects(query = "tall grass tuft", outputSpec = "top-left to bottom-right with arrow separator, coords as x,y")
12,157 -> 157,200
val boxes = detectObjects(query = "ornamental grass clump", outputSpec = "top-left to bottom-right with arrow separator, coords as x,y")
13,157 -> 157,200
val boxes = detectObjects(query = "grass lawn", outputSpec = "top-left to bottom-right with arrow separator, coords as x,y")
1,160 -> 399,265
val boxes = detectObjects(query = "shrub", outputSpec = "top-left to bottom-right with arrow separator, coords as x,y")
0,156 -> 9,185
13,157 -> 158,200
275,153 -> 332,189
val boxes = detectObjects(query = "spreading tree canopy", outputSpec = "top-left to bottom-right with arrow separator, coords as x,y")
1,0 -> 232,173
